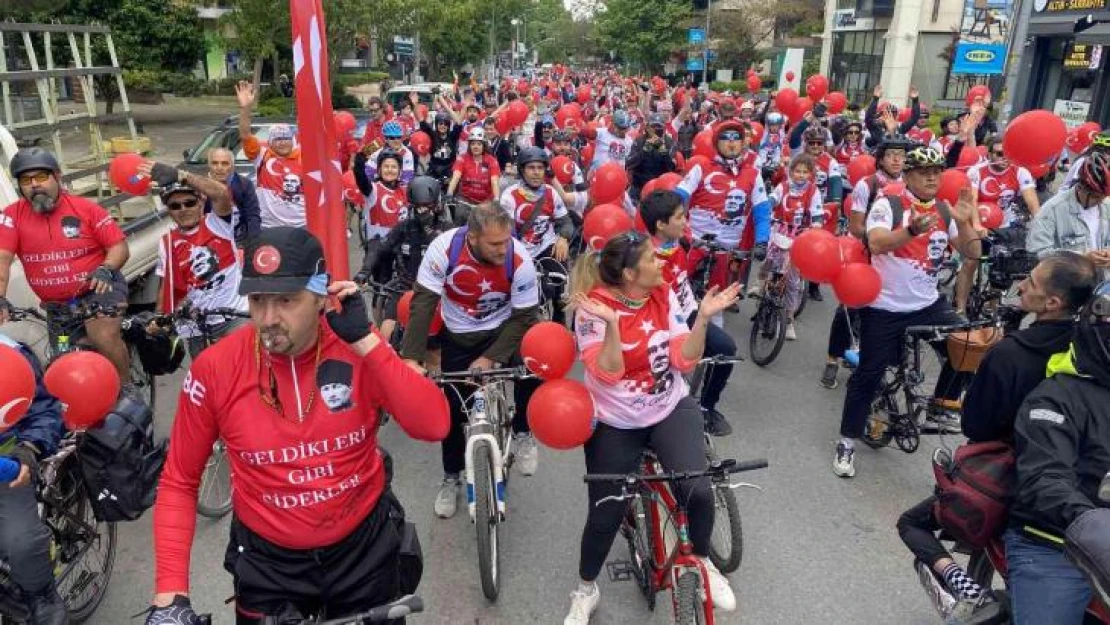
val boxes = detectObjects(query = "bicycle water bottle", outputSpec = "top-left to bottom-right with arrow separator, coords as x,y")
0,457 -> 19,482
843,349 -> 859,368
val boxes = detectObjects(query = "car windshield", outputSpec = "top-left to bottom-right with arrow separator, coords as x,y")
386,90 -> 435,111
183,123 -> 298,164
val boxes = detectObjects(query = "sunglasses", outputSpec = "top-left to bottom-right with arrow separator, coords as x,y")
166,198 -> 200,211
719,130 -> 743,141
845,130 -> 861,135
991,151 -> 1006,157
368,107 -> 382,113
17,171 -> 51,185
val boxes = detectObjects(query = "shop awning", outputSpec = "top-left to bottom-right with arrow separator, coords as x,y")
1076,22 -> 1110,43
1027,14 -> 1082,36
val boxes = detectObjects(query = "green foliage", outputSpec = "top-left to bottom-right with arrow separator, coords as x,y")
333,72 -> 391,88
709,81 -> 746,92
596,0 -> 692,71
256,98 -> 295,117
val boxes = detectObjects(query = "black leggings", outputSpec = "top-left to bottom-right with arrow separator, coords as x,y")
578,397 -> 713,581
897,495 -> 952,567
827,305 -> 859,360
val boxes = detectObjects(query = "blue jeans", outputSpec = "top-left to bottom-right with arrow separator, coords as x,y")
1004,527 -> 1093,625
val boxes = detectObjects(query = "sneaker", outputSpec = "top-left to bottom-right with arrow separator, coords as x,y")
950,592 -> 1004,624
785,322 -> 797,341
916,559 -> 957,619
702,407 -> 733,437
434,475 -> 460,518
563,583 -> 600,625
26,583 -> 69,625
514,433 -> 539,476
820,362 -> 839,389
808,282 -> 824,301
832,441 -> 855,478
923,409 -> 963,435
700,557 -> 737,611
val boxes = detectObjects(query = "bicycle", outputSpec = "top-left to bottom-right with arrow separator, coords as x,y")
443,195 -> 480,227
587,457 -> 768,624
747,227 -> 800,367
190,593 -> 425,624
0,433 -> 117,623
689,235 -> 753,304
533,255 -> 569,322
430,366 -> 535,602
346,198 -> 369,247
863,319 -> 1000,454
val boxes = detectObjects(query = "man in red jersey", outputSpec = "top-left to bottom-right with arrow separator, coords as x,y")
145,227 -> 449,624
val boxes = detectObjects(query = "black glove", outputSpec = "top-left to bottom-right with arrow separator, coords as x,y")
89,265 -> 115,287
10,443 -> 38,479
150,162 -> 181,187
144,595 -> 209,625
753,244 -> 768,262
326,292 -> 372,343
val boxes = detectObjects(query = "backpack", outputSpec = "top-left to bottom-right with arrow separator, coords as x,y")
446,226 -> 516,284
932,440 -> 1016,548
77,393 -> 167,522
862,181 -> 952,262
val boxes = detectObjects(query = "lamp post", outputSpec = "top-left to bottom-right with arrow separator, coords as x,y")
703,0 -> 711,85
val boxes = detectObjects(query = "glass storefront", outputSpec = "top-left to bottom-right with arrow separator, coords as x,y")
828,31 -> 886,106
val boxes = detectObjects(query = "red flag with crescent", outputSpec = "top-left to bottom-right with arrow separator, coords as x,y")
291,0 -> 349,279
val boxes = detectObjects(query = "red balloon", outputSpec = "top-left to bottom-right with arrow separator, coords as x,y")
979,202 -> 1004,229
846,155 -> 877,186
552,155 -> 575,185
790,229 -> 843,284
521,322 -> 576,380
897,107 -> 911,124
747,121 -> 764,146
791,97 -> 814,123
109,153 -> 150,196
44,351 -> 119,431
825,91 -> 848,115
1067,121 -> 1102,154
508,100 -> 530,127
785,71 -> 796,82
583,203 -> 634,250
937,169 -> 971,205
0,344 -> 35,431
965,85 -> 990,107
956,145 -> 982,170
580,142 -> 595,168
556,103 -> 583,129
775,88 -> 799,118
833,263 -> 882,308
692,130 -> 716,159
1004,110 -> 1068,170
397,290 -> 443,335
656,172 -> 682,191
747,75 -> 762,93
409,131 -> 432,157
640,178 -> 660,198
805,74 -> 829,101
333,110 -> 356,137
416,104 -> 429,119
577,85 -> 591,104
838,235 -> 867,265
494,115 -> 513,136
527,378 -> 595,450
589,162 -> 628,204
1027,162 -> 1052,179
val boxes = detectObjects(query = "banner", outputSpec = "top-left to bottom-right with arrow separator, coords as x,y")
951,0 -> 1015,75
291,0 -> 350,280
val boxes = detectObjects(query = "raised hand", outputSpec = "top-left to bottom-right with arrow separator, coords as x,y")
573,292 -> 618,324
873,84 -> 883,99
235,80 -> 256,109
950,187 -> 978,224
698,283 -> 743,318
908,85 -> 919,100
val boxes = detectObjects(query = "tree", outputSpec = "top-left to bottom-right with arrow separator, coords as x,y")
706,1 -> 819,73
596,0 -> 691,71
218,0 -> 290,92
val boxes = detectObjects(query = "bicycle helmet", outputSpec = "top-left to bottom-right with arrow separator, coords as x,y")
803,126 -> 826,144
765,112 -> 784,126
1074,280 -> 1110,389
1092,130 -> 1110,151
382,121 -> 403,139
714,120 -> 746,143
159,182 -> 199,203
434,111 -> 452,126
1079,151 -> 1110,196
517,146 -> 549,168
10,147 -> 61,178
407,175 -> 441,206
875,133 -> 915,161
903,144 -> 945,171
376,148 -> 403,171
612,109 -> 631,130
648,112 -> 666,127
552,128 -> 575,143
467,127 -> 486,143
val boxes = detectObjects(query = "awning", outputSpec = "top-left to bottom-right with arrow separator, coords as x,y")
1075,21 -> 1110,42
1027,14 -> 1083,36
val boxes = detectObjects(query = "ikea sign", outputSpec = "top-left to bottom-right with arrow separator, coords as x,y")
953,43 -> 1007,75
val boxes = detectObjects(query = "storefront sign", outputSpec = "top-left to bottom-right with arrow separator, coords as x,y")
953,43 -> 1008,74
1054,99 -> 1092,127
1064,42 -> 1103,69
950,0 -> 1014,75
832,10 -> 875,31
1034,0 -> 1106,12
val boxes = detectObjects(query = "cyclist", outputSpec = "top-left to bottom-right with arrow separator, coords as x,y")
419,110 -> 463,183
1027,151 -> 1110,269
896,252 -> 1096,623
145,227 -> 449,625
205,147 -> 261,245
1005,280 -> 1110,624
640,190 -> 739,437
400,204 -> 543,518
0,333 -> 66,625
906,103 -> 936,147
582,109 -> 634,173
675,119 -> 772,316
1060,130 -> 1110,193
936,116 -> 963,156
149,169 -> 247,359
833,145 -> 981,478
755,112 -> 787,174
0,148 -> 132,381
360,96 -> 391,151
235,80 -> 305,229
500,148 -> 574,263
967,135 -> 1039,227
484,116 -> 515,173
832,121 -> 868,167
561,231 -> 742,625
446,127 -> 501,207
364,122 -> 415,185
352,150 -> 410,284
627,113 -> 677,200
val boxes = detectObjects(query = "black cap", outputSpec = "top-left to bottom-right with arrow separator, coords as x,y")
239,227 -> 327,295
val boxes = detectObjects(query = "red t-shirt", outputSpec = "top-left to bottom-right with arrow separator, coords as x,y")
0,193 -> 126,302
452,153 -> 501,203
153,324 -> 450,593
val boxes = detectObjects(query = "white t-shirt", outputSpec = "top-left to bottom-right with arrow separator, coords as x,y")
1081,205 -> 1102,251
156,214 -> 247,337
589,128 -> 634,172
865,194 -> 959,313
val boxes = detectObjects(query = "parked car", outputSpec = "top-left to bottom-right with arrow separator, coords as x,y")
384,82 -> 455,111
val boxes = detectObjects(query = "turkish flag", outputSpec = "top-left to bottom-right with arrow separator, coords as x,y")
291,0 -> 349,279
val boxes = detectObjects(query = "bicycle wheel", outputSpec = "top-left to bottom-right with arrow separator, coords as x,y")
706,447 -> 743,574
794,284 -> 808,319
674,570 -> 708,625
622,496 -> 657,610
748,302 -> 786,367
50,459 -> 116,621
473,441 -> 501,601
127,344 -> 156,407
196,440 -> 233,519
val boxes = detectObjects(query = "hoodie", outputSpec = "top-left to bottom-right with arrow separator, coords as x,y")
960,318 -> 1074,443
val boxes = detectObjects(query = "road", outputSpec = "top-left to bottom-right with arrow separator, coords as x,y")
86,271 -> 954,625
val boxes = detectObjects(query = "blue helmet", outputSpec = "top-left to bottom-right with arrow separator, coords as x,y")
382,121 -> 403,139
766,112 -> 784,126
612,109 -> 632,130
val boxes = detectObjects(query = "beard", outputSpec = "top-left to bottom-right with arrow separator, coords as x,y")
30,191 -> 57,213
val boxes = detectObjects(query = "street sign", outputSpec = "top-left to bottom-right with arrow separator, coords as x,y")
393,35 -> 415,57
688,28 -> 706,45
707,50 -> 717,61
686,58 -> 704,71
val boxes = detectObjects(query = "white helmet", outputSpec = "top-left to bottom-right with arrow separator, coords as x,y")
468,127 -> 486,143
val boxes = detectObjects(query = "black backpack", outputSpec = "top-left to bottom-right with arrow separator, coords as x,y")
77,393 -> 167,522
861,177 -> 952,260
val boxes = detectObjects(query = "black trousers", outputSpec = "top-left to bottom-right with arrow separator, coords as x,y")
687,311 -> 737,412
578,397 -> 713,581
827,305 -> 859,360
897,495 -> 952,567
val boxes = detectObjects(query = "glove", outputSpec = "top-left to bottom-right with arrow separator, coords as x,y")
144,595 -> 209,625
89,265 -> 115,286
753,244 -> 768,262
326,292 -> 372,343
150,162 -> 181,187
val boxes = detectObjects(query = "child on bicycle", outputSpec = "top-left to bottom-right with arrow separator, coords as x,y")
561,230 -> 741,625
750,153 -> 824,341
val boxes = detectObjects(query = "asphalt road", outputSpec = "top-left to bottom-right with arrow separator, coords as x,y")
84,268 -> 959,625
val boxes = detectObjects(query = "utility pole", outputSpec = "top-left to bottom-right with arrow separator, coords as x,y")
702,0 -> 711,85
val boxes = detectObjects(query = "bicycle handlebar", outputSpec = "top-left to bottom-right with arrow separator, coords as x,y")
7,306 -> 46,322
583,458 -> 769,484
430,366 -> 534,382
904,318 -> 999,338
696,354 -> 746,365
314,594 -> 424,624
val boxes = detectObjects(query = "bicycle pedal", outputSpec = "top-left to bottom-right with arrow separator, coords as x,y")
606,560 -> 636,582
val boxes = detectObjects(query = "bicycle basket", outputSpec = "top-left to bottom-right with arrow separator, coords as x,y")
946,327 -> 1003,373
123,317 -> 186,376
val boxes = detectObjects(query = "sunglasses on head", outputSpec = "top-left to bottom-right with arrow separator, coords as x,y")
167,198 -> 199,211
612,230 -> 647,267
719,130 -> 743,141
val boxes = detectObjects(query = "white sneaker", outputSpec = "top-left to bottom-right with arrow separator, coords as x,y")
747,280 -> 764,298
434,475 -> 460,518
785,322 -> 797,341
832,441 -> 856,478
514,433 -> 539,476
700,557 -> 737,611
563,583 -> 600,625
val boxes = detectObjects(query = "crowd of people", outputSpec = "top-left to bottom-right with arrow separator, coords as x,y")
1,65 -> 1109,625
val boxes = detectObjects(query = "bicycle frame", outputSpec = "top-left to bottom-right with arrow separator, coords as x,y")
463,383 -> 510,522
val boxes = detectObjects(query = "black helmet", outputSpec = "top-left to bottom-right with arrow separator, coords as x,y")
376,148 -> 403,171
408,175 -> 440,206
803,126 -> 826,144
903,144 -> 945,171
434,111 -> 452,126
159,182 -> 199,203
1075,280 -> 1110,389
875,134 -> 915,161
517,146 -> 549,168
10,147 -> 61,178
